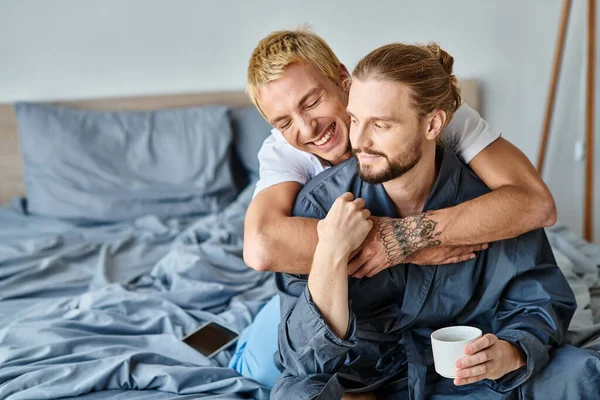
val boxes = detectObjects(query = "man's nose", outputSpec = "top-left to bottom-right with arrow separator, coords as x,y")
297,115 -> 317,141
351,123 -> 369,149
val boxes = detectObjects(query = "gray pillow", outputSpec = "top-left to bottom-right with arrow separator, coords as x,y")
229,106 -> 272,184
15,103 -> 237,222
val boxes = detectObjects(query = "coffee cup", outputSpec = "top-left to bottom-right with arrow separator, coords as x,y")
430,326 -> 483,378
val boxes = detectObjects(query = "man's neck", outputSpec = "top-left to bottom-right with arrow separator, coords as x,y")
382,144 -> 439,217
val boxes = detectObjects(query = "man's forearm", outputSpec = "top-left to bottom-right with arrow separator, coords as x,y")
377,186 -> 549,263
245,216 -> 319,274
307,243 -> 350,339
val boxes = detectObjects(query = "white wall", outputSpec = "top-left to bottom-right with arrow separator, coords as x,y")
1,0 -> 598,242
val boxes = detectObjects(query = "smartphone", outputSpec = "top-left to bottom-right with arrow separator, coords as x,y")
182,321 -> 239,358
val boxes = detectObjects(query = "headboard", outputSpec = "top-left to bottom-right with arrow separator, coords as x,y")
0,80 -> 480,205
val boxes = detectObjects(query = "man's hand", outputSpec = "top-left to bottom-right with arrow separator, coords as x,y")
454,333 -> 526,386
348,216 -> 488,278
347,217 -> 389,277
317,192 -> 373,259
406,244 -> 488,265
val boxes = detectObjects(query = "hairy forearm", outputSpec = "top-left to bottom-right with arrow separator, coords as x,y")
244,216 -> 319,274
307,243 -> 350,339
377,185 -> 549,263
434,185 -> 550,246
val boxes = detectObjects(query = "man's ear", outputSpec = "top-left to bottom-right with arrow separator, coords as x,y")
425,110 -> 447,141
339,64 -> 352,91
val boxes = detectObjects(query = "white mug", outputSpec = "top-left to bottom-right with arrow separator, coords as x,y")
430,326 -> 483,378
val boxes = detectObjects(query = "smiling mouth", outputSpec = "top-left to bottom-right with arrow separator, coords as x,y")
312,122 -> 336,146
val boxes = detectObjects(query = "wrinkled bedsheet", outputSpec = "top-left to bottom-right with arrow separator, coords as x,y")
1,188 -> 599,399
547,224 -> 600,351
0,186 -> 276,399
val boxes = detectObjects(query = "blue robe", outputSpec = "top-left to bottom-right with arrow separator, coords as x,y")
272,150 -> 600,399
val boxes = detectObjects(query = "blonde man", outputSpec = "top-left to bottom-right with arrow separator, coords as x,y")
229,29 -> 557,388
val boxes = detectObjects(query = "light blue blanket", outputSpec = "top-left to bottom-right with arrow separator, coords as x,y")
0,186 -> 276,399
2,184 -> 599,399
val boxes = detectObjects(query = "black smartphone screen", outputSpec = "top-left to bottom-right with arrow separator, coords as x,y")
183,322 -> 239,357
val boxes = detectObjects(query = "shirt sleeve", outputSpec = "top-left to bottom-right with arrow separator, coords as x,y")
253,134 -> 315,198
442,103 -> 501,164
275,194 -> 358,376
275,274 -> 359,377
272,193 -> 357,399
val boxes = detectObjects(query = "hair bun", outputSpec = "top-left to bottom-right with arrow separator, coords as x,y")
426,42 -> 454,76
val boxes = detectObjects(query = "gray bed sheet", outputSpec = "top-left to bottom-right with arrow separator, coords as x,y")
547,224 -> 600,350
0,186 -> 275,399
1,190 -> 599,399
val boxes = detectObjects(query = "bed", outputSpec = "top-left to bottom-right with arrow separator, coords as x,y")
0,91 -> 277,399
0,84 -> 598,399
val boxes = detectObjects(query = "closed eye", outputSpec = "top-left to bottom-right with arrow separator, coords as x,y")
279,120 -> 292,130
306,96 -> 322,109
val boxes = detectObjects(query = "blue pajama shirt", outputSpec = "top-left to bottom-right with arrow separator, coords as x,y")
271,151 -> 600,399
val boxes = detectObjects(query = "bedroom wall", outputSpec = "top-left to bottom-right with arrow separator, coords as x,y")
0,0 -> 598,243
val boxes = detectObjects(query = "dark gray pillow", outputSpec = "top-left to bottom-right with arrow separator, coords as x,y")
15,103 -> 237,222
229,106 -> 272,184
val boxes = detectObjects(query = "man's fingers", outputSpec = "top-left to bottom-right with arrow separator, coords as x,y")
453,374 -> 486,386
462,243 -> 488,253
353,197 -> 366,210
339,192 -> 354,202
362,263 -> 380,278
365,265 -> 382,278
456,351 -> 490,369
449,244 -> 488,257
348,249 -> 369,275
333,192 -> 355,211
456,243 -> 488,254
409,243 -> 490,266
464,334 -> 497,355
440,254 -> 476,265
347,253 -> 364,275
349,248 -> 361,260
455,361 -> 489,378
356,260 -> 381,278
352,265 -> 368,278
352,259 -> 376,278
361,209 -> 371,219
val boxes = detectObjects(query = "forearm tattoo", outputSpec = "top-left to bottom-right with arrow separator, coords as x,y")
376,212 -> 442,265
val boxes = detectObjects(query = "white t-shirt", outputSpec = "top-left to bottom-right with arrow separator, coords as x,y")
253,103 -> 500,198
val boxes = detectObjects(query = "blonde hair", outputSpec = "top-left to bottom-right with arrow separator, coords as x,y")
352,42 -> 461,126
246,27 -> 343,110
